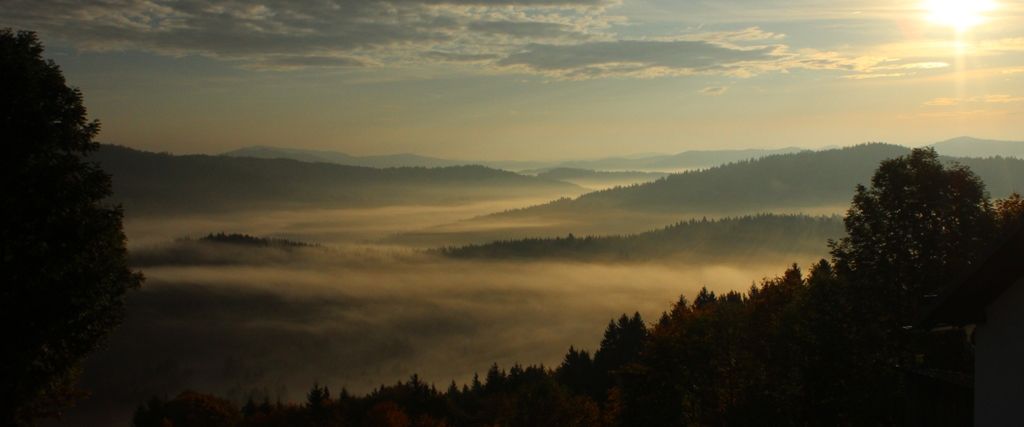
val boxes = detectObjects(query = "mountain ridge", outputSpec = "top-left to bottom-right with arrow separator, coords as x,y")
223,145 -> 811,172
930,136 -> 1024,159
91,145 -> 583,215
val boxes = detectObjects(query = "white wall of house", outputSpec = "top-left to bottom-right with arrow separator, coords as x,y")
975,276 -> 1024,426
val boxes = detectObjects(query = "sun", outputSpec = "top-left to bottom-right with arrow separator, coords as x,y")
924,0 -> 998,31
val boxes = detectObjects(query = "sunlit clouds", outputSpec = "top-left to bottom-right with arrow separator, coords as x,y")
0,0 -> 1021,155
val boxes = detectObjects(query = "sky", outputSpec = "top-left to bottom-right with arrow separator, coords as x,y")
2,0 -> 1023,160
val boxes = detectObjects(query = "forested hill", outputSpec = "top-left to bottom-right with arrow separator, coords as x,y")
535,168 -> 668,182
224,145 -> 465,168
931,136 -> 1024,159
90,145 -> 581,215
440,214 -> 844,262
495,143 -> 1024,218
555,146 -> 806,171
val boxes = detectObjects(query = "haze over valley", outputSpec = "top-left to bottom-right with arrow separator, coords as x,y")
37,136 -> 1011,424
6,1 -> 1024,423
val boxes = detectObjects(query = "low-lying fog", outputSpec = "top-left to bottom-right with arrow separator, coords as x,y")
65,204 -> 832,425
122,197 -> 559,248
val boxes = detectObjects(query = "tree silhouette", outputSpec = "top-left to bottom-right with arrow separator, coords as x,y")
826,147 -> 993,421
830,147 -> 994,326
1,29 -> 142,424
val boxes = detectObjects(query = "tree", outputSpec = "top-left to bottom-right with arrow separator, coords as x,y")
133,391 -> 240,427
829,147 -> 994,326
994,192 -> 1024,232
593,312 -> 647,396
827,148 -> 994,422
1,29 -> 143,424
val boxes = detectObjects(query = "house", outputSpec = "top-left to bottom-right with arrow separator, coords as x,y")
922,225 -> 1024,426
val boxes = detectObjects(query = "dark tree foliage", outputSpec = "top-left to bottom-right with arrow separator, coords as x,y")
822,148 -> 995,422
133,391 -> 241,427
199,232 -> 316,248
830,147 -> 995,326
440,214 -> 843,262
592,313 -> 647,397
994,192 -> 1024,231
0,29 -> 142,424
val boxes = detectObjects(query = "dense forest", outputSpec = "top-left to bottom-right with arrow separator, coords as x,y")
132,149 -> 1024,426
496,143 -> 1024,218
91,145 -> 582,215
439,214 -> 842,262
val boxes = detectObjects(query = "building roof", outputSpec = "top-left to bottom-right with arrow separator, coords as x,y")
921,223 -> 1024,328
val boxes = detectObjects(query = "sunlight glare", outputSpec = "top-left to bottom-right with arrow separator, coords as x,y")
924,0 -> 998,31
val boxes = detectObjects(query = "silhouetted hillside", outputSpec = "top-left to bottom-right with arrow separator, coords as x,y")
931,136 -> 1024,159
556,147 -> 806,171
439,214 -> 842,262
497,144 -> 1024,219
90,145 -> 582,215
224,146 -> 466,168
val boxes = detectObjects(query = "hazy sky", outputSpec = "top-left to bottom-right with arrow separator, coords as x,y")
3,0 -> 1022,159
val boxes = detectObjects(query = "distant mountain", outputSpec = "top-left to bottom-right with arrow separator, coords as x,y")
91,145 -> 582,215
222,145 -> 808,172
498,143 -> 1024,218
223,145 -> 466,168
930,136 -> 1024,159
391,143 -> 1024,244
554,147 -> 808,171
438,214 -> 843,262
221,139 -> 1024,174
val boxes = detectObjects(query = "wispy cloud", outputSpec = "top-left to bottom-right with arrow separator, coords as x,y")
699,86 -> 729,95
923,94 -> 1024,107
0,0 -> 984,83
0,0 -> 614,70
496,38 -> 781,79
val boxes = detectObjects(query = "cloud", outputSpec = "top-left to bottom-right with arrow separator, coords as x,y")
923,94 -> 1024,107
247,54 -> 369,71
0,0 -> 611,69
699,86 -> 729,95
914,109 -> 1011,118
497,39 -> 782,79
422,51 -> 502,62
841,73 -> 907,80
0,1 -> 962,81
466,20 -> 581,39
835,58 -> 946,79
490,33 -> 953,80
